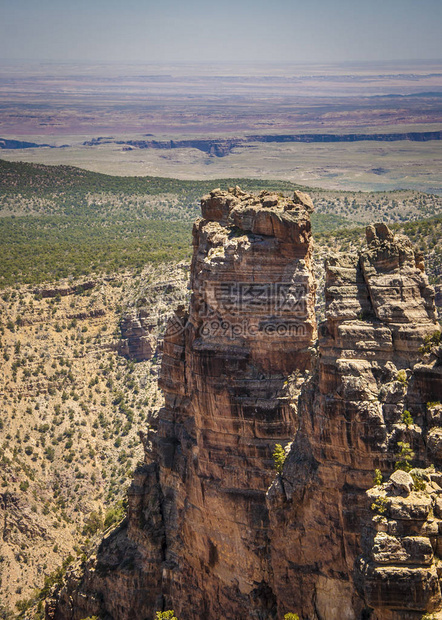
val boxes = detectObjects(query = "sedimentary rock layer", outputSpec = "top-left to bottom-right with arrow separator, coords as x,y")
48,198 -> 441,620
154,187 -> 317,618
49,187 -> 317,619
267,223 -> 441,619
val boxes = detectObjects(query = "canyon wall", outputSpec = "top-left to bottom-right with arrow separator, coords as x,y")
83,131 -> 442,158
48,191 -> 441,620
267,222 -> 441,619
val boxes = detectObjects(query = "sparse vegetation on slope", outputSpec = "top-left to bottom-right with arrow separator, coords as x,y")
1,159 -> 441,289
1,159 -> 441,616
0,263 -> 188,615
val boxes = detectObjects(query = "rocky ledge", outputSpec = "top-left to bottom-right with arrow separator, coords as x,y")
267,222 -> 441,619
47,191 -> 441,620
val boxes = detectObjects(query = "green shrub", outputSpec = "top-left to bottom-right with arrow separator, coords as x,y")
82,510 -> 103,536
401,410 -> 413,427
45,446 -> 55,462
373,469 -> 383,486
411,473 -> 426,491
155,612 -> 178,620
419,330 -> 442,354
104,498 -> 127,530
273,444 -> 286,474
371,496 -> 389,515
395,441 -> 415,472
396,370 -> 408,385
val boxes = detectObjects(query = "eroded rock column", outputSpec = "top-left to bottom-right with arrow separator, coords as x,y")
267,223 -> 440,620
157,187 -> 317,618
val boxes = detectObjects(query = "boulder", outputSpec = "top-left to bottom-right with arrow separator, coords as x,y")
388,470 -> 414,496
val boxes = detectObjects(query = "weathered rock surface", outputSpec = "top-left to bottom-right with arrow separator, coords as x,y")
359,468 -> 442,620
154,188 -> 316,618
118,309 -> 156,361
48,188 -> 316,619
48,206 -> 441,620
118,270 -> 189,361
267,222 -> 441,619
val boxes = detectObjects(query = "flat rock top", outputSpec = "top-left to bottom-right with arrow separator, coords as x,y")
200,187 -> 314,243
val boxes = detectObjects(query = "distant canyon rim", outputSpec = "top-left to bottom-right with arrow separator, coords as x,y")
0,60 -> 441,192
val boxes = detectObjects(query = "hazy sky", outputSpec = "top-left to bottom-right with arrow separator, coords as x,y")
0,0 -> 441,64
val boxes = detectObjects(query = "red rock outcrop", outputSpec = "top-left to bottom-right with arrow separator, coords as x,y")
48,187 -> 317,619
118,309 -> 156,361
154,187 -> 316,618
48,203 -> 441,620
267,223 -> 440,619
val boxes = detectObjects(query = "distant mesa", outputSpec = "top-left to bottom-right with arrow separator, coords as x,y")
2,130 -> 440,156
0,138 -> 53,149
82,130 -> 442,158
373,91 -> 442,98
83,136 -> 115,146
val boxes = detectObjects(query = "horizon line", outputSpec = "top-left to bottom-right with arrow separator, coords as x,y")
1,58 -> 442,66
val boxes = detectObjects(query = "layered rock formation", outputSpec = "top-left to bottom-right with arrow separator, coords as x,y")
118,309 -> 156,361
155,188 -> 316,618
83,130 -> 442,158
267,222 -> 441,619
48,193 -> 441,620
49,187 -> 317,619
360,465 -> 442,620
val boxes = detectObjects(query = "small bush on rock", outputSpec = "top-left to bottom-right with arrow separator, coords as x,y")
373,469 -> 383,486
395,441 -> 415,472
273,444 -> 286,474
401,410 -> 413,427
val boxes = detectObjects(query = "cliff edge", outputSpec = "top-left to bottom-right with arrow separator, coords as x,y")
47,192 -> 441,620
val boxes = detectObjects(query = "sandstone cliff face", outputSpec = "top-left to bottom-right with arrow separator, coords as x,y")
267,223 -> 440,619
155,188 -> 316,619
48,196 -> 441,620
359,465 -> 442,620
49,187 -> 317,619
118,309 -> 156,361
